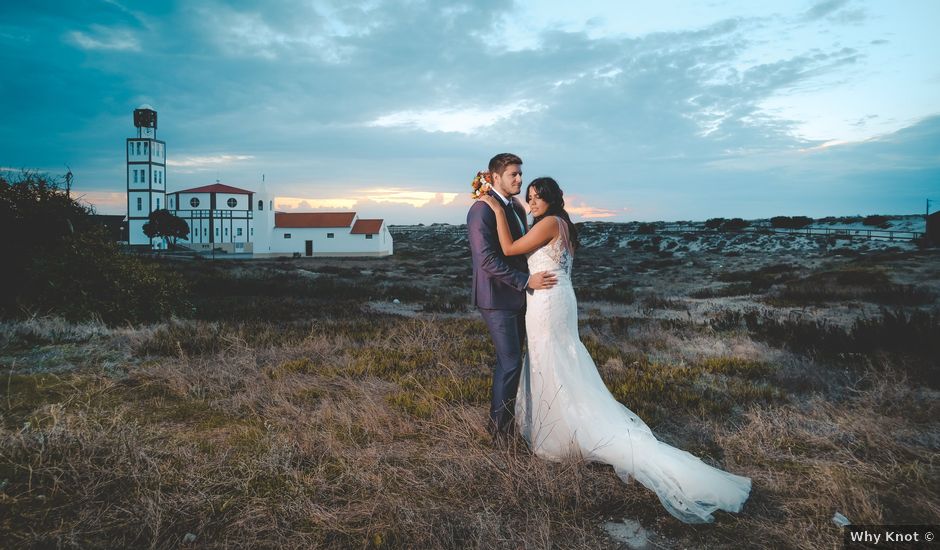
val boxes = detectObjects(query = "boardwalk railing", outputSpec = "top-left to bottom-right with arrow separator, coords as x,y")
656,225 -> 924,241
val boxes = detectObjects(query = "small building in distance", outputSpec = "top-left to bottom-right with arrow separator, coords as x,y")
268,212 -> 393,257
928,210 -> 940,245
125,105 -> 393,257
165,183 -> 393,257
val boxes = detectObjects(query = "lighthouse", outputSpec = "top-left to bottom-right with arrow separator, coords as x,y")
126,105 -> 167,248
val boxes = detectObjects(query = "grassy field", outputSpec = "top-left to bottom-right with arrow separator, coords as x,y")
1,224 -> 938,548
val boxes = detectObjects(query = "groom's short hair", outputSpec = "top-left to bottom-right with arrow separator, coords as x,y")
489,153 -> 522,175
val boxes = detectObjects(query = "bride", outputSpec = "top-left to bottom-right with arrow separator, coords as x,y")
477,177 -> 751,524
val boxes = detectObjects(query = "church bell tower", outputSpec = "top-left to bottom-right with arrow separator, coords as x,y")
127,105 -> 167,248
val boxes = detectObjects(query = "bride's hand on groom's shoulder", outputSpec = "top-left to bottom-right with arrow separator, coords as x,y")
478,194 -> 500,212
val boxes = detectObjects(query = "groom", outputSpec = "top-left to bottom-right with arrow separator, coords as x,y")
467,153 -> 557,443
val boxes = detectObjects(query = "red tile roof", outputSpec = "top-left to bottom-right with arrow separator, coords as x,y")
350,219 -> 384,234
174,183 -> 254,195
275,212 -> 356,228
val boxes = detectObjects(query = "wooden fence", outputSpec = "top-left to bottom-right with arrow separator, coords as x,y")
656,225 -> 924,241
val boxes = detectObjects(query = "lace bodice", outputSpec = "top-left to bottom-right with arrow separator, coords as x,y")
526,217 -> 574,277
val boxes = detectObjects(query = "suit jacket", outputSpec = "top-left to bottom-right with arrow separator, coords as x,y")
467,191 -> 529,310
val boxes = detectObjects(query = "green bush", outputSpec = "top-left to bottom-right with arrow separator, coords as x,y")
1,171 -> 189,323
770,216 -> 813,229
721,218 -> 749,231
863,215 -> 890,228
704,217 -> 725,230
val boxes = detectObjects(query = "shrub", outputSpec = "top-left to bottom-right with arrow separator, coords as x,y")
768,268 -> 934,306
721,218 -> 749,231
743,309 -> 939,387
1,171 -> 189,323
704,218 -> 725,230
863,215 -> 890,228
636,223 -> 656,234
770,216 -> 813,229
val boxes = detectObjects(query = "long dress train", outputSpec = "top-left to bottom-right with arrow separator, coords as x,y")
515,217 -> 751,523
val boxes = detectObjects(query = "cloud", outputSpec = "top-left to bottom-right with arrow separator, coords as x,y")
803,0 -> 851,20
565,201 -> 619,220
166,154 -> 255,171
368,101 -> 546,134
73,191 -> 125,214
276,196 -> 357,210
275,187 -> 460,218
66,26 -> 140,51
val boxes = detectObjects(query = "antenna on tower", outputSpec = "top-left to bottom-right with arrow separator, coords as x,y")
64,165 -> 73,198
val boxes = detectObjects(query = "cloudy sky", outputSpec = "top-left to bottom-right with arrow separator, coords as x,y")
1,0 -> 938,224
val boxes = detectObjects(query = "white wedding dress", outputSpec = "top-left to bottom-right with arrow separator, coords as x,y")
515,217 -> 751,523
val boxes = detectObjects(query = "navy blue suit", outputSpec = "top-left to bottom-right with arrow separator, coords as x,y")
467,192 -> 529,435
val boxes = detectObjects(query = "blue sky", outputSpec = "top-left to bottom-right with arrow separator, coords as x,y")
1,0 -> 938,224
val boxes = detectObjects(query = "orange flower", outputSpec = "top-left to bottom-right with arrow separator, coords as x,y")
471,171 -> 492,199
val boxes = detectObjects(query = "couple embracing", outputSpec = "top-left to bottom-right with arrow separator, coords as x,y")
466,153 -> 751,524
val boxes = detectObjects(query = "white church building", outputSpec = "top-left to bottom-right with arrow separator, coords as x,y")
126,106 -> 393,257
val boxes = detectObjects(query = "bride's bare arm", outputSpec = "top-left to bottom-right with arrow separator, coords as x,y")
477,196 -> 558,256
498,216 -> 558,255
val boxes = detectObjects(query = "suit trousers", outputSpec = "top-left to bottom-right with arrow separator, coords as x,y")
479,307 -> 527,435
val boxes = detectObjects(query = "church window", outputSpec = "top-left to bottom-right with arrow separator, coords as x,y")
128,144 -> 133,155
190,197 -> 200,207
156,198 -> 161,209
366,234 -> 373,239
137,197 -> 142,210
215,228 -> 219,236
237,228 -> 243,236
269,200 -> 273,210
133,170 -> 138,183
225,228 -> 229,236
327,233 -> 334,238
250,228 -> 254,236
284,233 -> 291,239
258,200 -> 263,211
136,142 -> 141,155
143,142 -> 148,154
227,198 -> 237,208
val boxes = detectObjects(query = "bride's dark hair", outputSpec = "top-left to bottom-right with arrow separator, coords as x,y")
527,177 -> 579,250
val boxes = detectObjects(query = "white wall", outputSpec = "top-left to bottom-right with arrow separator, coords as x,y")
128,165 -> 151,187
128,219 -> 149,245
252,192 -> 273,254
265,226 -> 393,256
176,192 -> 211,210
216,193 -> 248,210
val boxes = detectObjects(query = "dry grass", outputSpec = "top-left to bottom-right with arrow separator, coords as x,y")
2,311 -> 936,549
